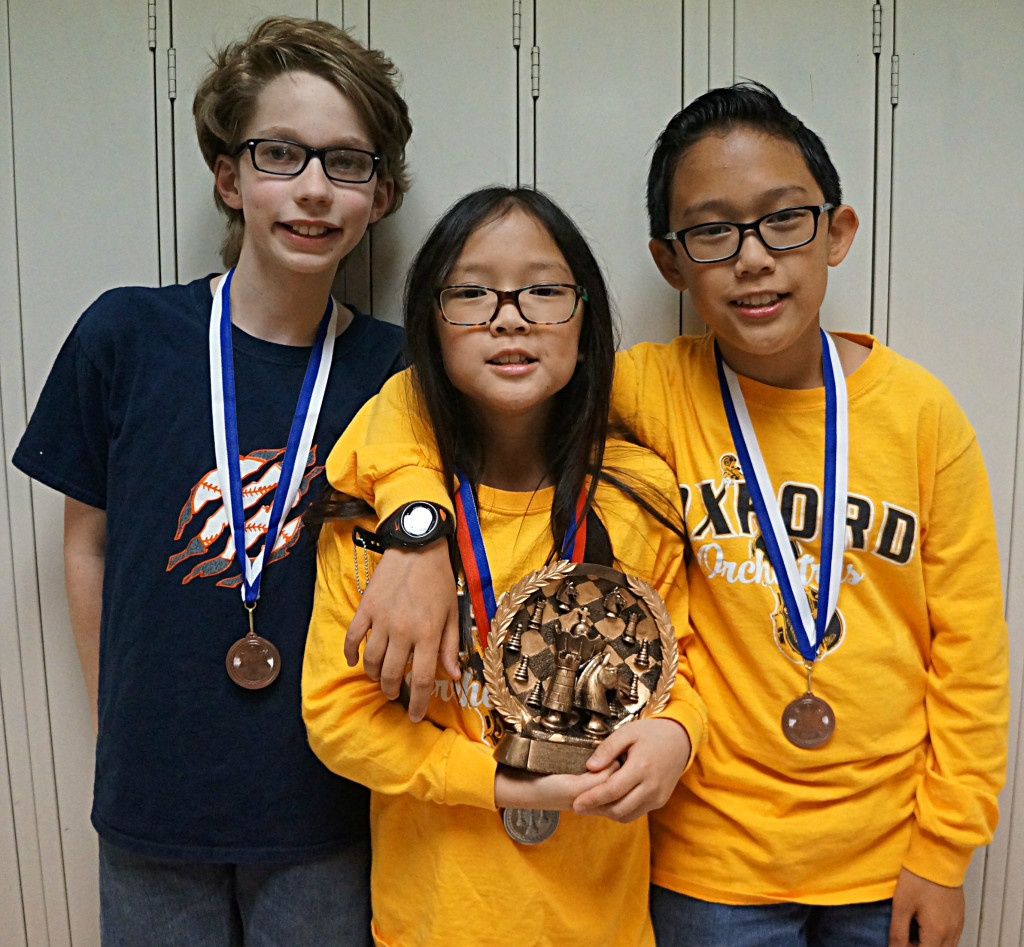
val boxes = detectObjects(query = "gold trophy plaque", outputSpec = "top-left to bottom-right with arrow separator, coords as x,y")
484,560 -> 678,776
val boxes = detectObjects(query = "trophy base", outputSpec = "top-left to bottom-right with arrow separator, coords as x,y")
494,729 -> 601,775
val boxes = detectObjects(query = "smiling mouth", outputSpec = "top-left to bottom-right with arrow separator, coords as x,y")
488,353 -> 536,365
284,223 -> 334,237
732,292 -> 785,307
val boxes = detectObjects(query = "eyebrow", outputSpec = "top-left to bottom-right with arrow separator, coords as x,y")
680,185 -> 812,221
450,261 -> 573,282
253,129 -> 374,150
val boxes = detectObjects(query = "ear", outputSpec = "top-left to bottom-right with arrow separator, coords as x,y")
648,238 -> 689,293
214,155 -> 244,211
825,204 -> 859,267
369,177 -> 395,225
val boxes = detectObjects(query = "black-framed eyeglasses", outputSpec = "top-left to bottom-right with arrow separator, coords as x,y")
663,203 -> 835,263
237,138 -> 380,184
438,283 -> 588,326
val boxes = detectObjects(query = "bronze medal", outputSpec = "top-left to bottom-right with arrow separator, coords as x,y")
226,631 -> 281,689
502,807 -> 559,845
782,693 -> 835,748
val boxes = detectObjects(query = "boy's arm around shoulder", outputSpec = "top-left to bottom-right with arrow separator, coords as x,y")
325,369 -> 461,718
326,370 -> 451,520
610,341 -> 686,464
327,343 -> 681,518
906,399 -> 1009,886
63,497 -> 106,733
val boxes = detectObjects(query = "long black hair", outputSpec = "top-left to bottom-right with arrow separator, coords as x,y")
404,186 -> 616,555
306,186 -> 686,562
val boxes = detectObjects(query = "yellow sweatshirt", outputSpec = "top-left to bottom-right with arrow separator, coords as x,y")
303,427 -> 707,946
323,334 -> 1009,906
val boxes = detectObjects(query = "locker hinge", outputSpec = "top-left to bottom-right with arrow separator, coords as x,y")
167,47 -> 177,100
512,0 -> 521,48
531,45 -> 540,99
872,3 -> 882,55
148,0 -> 157,50
890,53 -> 899,105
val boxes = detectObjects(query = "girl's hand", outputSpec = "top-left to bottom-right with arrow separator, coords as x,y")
494,762 -> 621,812
344,539 -> 460,722
571,718 -> 691,822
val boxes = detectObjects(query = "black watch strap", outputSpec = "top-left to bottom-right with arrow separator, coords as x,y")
376,501 -> 454,548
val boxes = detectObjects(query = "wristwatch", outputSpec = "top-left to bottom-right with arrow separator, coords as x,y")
377,501 -> 454,548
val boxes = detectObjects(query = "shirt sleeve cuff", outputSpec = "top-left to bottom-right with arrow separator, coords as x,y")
653,699 -> 708,774
902,821 -> 976,887
444,737 -> 499,810
375,469 -> 455,529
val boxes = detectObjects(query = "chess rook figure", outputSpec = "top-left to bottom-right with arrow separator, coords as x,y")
540,606 -> 603,731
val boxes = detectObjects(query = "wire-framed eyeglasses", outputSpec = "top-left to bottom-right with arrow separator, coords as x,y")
237,138 -> 380,184
438,283 -> 588,326
663,203 -> 835,263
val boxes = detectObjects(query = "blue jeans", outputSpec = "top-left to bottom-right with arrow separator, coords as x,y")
99,837 -> 371,946
650,885 -> 898,947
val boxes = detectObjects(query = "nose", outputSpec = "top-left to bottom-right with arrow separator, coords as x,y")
294,155 -> 334,201
733,228 -> 775,276
488,296 -> 530,334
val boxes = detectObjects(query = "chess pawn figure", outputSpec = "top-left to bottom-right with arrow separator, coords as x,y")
506,620 -> 524,654
527,596 -> 546,633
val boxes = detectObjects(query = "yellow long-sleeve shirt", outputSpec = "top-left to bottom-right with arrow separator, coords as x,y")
323,333 -> 1009,905
303,429 -> 707,946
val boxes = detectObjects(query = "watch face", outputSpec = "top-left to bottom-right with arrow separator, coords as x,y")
401,503 -> 438,538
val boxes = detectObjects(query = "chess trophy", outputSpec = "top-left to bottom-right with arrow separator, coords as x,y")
483,560 -> 678,780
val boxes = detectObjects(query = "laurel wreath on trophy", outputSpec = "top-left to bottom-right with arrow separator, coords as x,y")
482,560 -> 678,734
625,572 -> 677,717
483,559 -> 576,732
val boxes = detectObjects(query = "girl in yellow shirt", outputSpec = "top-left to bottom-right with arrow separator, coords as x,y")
302,187 -> 706,947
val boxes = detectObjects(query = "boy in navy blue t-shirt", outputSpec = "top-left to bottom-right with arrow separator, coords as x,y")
13,16 -> 410,945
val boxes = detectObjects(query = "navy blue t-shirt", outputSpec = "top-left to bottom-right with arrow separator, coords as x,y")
13,276 -> 403,861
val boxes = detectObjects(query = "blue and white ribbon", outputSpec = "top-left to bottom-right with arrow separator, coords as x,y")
715,329 -> 848,662
209,269 -> 337,604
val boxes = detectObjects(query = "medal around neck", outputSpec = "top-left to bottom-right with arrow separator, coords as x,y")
483,560 -> 678,776
226,602 -> 281,689
501,807 -> 559,845
782,692 -> 835,749
715,329 -> 847,749
208,269 -> 336,689
226,634 -> 281,689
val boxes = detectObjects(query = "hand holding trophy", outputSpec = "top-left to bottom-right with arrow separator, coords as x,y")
484,560 -> 677,843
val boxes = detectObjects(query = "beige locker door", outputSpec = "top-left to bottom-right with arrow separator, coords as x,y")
361,1 -> 520,325
530,1 -> 685,348
882,3 -> 1024,946
6,0 -> 162,942
2,6 -> 34,944
726,0 -> 879,335
160,0 -> 319,286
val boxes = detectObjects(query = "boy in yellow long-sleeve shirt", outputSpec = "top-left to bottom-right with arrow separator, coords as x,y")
320,82 -> 1009,947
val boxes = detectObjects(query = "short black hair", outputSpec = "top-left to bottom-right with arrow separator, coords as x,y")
646,81 -> 841,239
